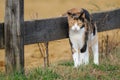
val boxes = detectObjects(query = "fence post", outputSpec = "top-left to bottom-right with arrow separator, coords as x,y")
0,23 -> 4,49
4,0 -> 24,74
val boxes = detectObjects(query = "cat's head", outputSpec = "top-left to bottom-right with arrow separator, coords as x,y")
66,8 -> 90,32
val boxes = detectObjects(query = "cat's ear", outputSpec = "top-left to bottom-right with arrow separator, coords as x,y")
80,9 -> 85,18
62,11 -> 71,17
81,13 -> 85,18
67,11 -> 72,16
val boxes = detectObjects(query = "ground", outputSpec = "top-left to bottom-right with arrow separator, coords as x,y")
0,0 -> 120,72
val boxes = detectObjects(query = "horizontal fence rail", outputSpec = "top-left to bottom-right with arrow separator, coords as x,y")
24,17 -> 68,44
0,9 -> 120,48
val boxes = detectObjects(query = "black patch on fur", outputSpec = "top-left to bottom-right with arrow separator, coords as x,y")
85,31 -> 89,41
80,42 -> 87,53
80,24 -> 85,29
69,39 -> 74,54
91,21 -> 96,36
93,26 -> 96,36
69,39 -> 72,47
80,31 -> 88,53
82,9 -> 90,22
79,9 -> 90,22
79,17 -> 84,22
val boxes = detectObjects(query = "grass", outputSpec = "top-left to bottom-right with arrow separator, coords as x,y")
0,47 -> 120,80
0,64 -> 119,80
0,68 -> 61,80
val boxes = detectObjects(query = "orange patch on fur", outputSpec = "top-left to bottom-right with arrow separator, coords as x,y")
68,18 -> 83,30
67,8 -> 82,15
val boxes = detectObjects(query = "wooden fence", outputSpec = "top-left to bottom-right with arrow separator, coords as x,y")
0,0 -> 120,74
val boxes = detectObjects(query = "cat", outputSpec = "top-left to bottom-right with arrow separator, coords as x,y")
65,8 -> 99,67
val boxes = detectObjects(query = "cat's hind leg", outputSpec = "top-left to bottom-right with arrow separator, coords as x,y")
92,40 -> 99,65
91,34 -> 99,65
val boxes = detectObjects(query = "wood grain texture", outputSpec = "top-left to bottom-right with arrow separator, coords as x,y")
24,17 -> 68,44
0,9 -> 120,48
92,9 -> 120,32
4,0 -> 24,74
0,23 -> 4,48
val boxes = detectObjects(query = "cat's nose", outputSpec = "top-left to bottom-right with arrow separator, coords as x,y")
75,24 -> 80,30
71,25 -> 80,31
75,26 -> 80,31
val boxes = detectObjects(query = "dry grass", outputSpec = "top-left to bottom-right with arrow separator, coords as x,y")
0,0 -> 120,73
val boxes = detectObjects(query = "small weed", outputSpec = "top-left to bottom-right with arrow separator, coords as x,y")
5,72 -> 27,80
27,67 -> 61,80
0,72 -> 5,80
84,74 -> 97,80
0,68 -> 61,80
58,60 -> 74,67
93,63 -> 119,71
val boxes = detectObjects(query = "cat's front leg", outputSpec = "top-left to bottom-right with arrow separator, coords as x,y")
83,48 -> 89,65
80,42 -> 89,65
69,39 -> 80,67
79,53 -> 85,65
79,50 -> 89,65
72,49 -> 79,67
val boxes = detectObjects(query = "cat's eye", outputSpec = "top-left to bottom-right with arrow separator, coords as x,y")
68,20 -> 74,26
78,22 -> 82,26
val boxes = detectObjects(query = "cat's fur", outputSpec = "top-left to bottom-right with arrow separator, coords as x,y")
65,8 -> 99,67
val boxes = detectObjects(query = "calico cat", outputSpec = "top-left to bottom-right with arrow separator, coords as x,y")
66,8 -> 99,67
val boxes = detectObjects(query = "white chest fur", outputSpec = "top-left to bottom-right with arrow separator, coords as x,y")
69,27 -> 85,49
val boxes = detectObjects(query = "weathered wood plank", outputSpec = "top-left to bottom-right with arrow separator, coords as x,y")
24,17 -> 68,44
0,9 -> 120,48
92,9 -> 120,32
4,0 -> 24,74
